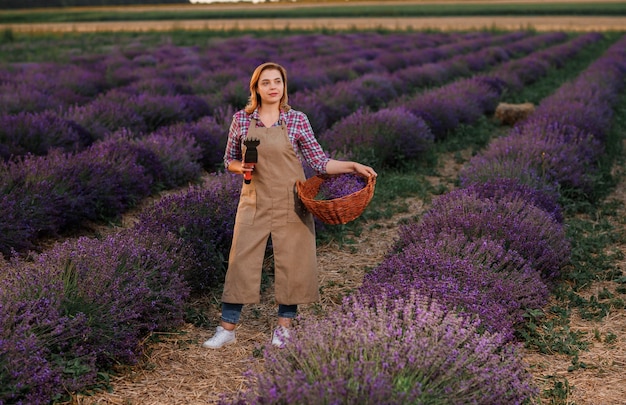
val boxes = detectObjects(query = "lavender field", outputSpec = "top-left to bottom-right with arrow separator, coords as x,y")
1,30 -> 625,404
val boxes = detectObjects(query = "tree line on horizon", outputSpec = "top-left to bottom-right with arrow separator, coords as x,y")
1,0 -> 189,9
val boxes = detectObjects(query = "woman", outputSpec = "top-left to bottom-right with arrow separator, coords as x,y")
203,62 -> 377,349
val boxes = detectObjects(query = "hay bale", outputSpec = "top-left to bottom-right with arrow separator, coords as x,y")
495,102 -> 535,125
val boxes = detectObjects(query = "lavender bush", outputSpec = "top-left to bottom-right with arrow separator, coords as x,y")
342,73 -> 400,109
462,177 -> 563,223
310,81 -> 367,128
0,130 -> 204,256
398,77 -> 499,138
0,156 -> 71,255
133,129 -> 203,190
395,188 -> 570,280
1,258 -> 96,404
288,92 -> 329,134
131,93 -> 209,132
54,136 -> 155,220
459,156 -> 552,195
0,111 -> 92,159
462,120 -> 603,193
152,116 -> 227,171
0,75 -> 70,114
64,91 -> 147,140
136,172 -> 241,290
225,293 -> 536,404
361,232 -> 549,338
37,228 -> 192,367
287,63 -> 333,93
0,197 -> 195,403
122,76 -> 193,96
13,62 -> 107,107
319,107 -> 434,168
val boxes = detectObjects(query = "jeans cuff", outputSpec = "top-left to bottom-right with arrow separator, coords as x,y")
221,303 -> 243,324
278,304 -> 298,319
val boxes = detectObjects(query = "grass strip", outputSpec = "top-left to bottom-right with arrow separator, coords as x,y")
2,2 -> 626,24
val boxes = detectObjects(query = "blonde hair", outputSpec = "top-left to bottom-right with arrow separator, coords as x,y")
244,62 -> 291,114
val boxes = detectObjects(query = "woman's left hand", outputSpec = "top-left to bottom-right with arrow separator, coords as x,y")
325,159 -> 377,178
354,162 -> 377,178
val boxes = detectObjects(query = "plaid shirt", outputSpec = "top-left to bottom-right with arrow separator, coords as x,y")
223,108 -> 329,174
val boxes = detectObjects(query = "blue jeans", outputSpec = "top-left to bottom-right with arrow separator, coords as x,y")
221,302 -> 297,324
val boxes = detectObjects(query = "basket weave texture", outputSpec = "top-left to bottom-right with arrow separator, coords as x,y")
296,174 -> 376,225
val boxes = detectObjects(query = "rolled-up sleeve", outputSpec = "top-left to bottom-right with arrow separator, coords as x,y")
293,112 -> 329,174
223,112 -> 245,170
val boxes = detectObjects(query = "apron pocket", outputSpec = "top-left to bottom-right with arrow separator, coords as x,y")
235,186 -> 256,225
289,185 -> 309,223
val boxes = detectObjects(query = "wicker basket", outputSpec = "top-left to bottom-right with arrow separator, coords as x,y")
296,174 -> 376,225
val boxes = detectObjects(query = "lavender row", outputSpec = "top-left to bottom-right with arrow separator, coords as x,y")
318,33 -> 601,169
292,31 -> 551,133
461,34 -> 626,194
224,34 -> 626,403
0,171 -> 242,404
0,32 -> 509,160
394,32 -> 603,140
0,31 -> 467,120
0,32 -> 546,255
378,31 -> 626,348
0,129 -> 203,256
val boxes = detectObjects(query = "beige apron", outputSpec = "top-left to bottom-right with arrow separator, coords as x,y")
222,118 -> 319,305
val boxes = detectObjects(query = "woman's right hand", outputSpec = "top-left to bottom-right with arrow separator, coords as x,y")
229,160 -> 255,176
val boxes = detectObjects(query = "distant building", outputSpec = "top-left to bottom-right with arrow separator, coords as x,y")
190,0 -> 279,3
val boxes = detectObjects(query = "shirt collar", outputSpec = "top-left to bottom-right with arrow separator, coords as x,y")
251,108 -> 287,125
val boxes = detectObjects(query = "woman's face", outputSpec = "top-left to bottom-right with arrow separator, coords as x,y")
256,68 -> 284,107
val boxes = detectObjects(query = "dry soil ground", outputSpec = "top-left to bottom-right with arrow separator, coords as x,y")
4,16 -> 626,33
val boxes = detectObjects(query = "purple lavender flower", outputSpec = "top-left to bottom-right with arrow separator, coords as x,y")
397,77 -> 499,138
33,227 -> 192,367
362,231 -> 549,338
319,107 -> 434,167
288,91 -> 329,134
64,90 -> 147,140
462,177 -> 563,223
395,188 -> 570,280
153,116 -> 227,171
316,173 -> 367,200
136,172 -> 241,290
133,129 -> 203,189
225,293 -> 537,404
1,257 -> 96,404
0,111 -> 92,159
313,81 -> 368,127
464,120 -> 603,193
0,82 -> 58,114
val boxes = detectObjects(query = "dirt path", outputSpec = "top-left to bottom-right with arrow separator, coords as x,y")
4,16 -> 626,33
521,140 -> 626,404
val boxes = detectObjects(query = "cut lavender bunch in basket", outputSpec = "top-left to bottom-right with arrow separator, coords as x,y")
315,173 -> 368,200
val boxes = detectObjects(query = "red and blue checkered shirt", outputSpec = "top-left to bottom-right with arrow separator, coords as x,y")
223,108 -> 329,174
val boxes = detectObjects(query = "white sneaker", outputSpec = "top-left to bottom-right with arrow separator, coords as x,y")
202,326 -> 236,349
271,326 -> 290,348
